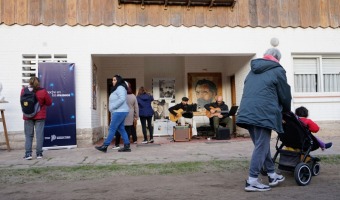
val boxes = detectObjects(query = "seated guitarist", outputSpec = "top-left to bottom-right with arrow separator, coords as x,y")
168,97 -> 193,125
204,96 -> 233,137
169,97 -> 198,136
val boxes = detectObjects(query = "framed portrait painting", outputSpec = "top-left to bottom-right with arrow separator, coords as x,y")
152,78 -> 175,100
188,73 -> 222,109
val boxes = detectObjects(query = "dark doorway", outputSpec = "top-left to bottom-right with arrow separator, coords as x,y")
230,75 -> 236,136
107,78 -> 137,96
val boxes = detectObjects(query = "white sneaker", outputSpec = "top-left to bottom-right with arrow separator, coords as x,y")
36,153 -> 43,159
268,173 -> 285,186
141,140 -> 148,144
245,179 -> 271,192
112,146 -> 120,150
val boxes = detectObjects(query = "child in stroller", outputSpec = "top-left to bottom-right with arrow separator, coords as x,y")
270,111 -> 322,186
295,106 -> 332,150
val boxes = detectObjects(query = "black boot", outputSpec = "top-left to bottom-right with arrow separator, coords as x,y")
118,144 -> 131,152
95,144 -> 108,153
325,142 -> 332,149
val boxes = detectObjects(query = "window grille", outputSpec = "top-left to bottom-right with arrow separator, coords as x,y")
22,54 -> 67,87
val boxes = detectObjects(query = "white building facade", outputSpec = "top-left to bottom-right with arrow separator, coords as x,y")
0,0 -> 339,148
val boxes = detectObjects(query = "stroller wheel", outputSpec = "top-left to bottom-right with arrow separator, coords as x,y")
294,162 -> 312,186
312,162 -> 321,176
260,167 -> 267,176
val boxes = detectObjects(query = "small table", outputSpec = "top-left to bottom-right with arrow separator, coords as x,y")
0,109 -> 10,151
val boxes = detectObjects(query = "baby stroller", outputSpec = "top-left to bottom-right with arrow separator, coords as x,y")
269,112 -> 321,186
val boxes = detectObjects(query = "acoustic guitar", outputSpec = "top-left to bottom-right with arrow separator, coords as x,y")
206,106 -> 228,118
169,109 -> 184,122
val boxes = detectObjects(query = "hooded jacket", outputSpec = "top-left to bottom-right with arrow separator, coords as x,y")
109,85 -> 129,113
236,58 -> 292,134
137,93 -> 154,117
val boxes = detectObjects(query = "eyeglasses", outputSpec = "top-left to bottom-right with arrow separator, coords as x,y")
195,91 -> 209,95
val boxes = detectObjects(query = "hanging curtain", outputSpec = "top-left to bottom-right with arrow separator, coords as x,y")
293,58 -> 318,92
323,58 -> 340,92
294,74 -> 317,92
324,74 -> 340,92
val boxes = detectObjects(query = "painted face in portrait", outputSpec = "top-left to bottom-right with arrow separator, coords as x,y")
157,104 -> 164,113
152,101 -> 159,112
160,80 -> 175,98
195,83 -> 216,108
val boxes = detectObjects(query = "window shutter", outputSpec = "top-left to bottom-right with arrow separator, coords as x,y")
323,58 -> 340,74
293,58 -> 318,74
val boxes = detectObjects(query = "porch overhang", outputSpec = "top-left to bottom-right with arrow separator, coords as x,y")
118,0 -> 237,8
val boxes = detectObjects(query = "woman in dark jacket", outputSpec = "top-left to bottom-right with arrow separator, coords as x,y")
136,87 -> 154,144
21,77 -> 52,160
236,48 -> 292,192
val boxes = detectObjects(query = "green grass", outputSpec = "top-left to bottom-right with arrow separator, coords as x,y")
1,155 -> 339,184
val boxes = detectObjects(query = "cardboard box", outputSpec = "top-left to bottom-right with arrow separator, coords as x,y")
154,120 -> 176,136
173,126 -> 191,142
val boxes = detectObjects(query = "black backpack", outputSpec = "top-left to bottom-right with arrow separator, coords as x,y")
20,87 -> 41,118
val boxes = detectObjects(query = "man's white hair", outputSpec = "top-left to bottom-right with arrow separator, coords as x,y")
264,48 -> 281,61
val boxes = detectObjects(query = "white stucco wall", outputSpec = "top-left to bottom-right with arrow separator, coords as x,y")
0,25 -> 339,135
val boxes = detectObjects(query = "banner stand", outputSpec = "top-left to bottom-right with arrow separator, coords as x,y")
39,63 -> 77,150
43,145 -> 77,150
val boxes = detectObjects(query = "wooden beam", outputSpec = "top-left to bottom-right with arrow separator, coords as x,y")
118,0 -> 236,7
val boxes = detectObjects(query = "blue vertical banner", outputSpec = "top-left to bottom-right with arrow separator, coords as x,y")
38,63 -> 77,149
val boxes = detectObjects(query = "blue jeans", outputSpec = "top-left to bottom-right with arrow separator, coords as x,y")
104,112 -> 129,146
24,119 -> 45,155
248,125 -> 275,178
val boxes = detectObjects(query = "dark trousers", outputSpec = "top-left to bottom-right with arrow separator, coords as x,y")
115,125 -> 137,146
129,124 -> 137,142
209,116 -> 233,136
140,116 -> 153,141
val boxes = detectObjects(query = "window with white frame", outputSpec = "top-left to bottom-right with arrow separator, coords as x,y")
22,54 -> 67,87
293,56 -> 340,93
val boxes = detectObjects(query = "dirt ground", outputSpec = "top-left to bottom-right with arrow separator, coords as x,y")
0,163 -> 339,200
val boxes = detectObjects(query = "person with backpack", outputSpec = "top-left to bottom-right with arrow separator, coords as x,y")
20,76 -> 52,160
